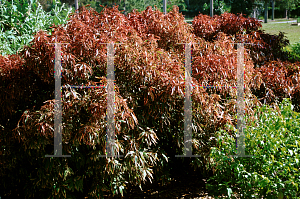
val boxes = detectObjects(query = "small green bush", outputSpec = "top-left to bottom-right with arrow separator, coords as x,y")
0,0 -> 73,56
291,41 -> 300,61
207,98 -> 300,198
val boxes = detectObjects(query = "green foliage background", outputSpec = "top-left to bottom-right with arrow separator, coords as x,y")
207,98 -> 300,198
291,41 -> 300,60
0,0 -> 73,56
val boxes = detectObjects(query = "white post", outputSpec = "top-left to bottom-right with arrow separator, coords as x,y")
75,0 -> 78,13
163,0 -> 167,14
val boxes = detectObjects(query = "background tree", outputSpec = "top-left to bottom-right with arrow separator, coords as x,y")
264,0 -> 268,22
230,0 -> 254,16
276,0 -> 300,19
271,0 -> 274,20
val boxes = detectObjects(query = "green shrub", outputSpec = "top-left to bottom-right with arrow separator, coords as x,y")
0,0 -> 73,56
207,98 -> 300,198
291,41 -> 300,61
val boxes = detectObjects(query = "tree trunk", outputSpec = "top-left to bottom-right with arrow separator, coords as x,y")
163,0 -> 167,14
272,0 -> 275,20
285,9 -> 288,19
264,0 -> 268,23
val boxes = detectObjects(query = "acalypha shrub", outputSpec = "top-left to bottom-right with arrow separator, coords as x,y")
0,5 -> 299,198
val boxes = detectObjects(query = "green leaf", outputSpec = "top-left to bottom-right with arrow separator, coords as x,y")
227,187 -> 232,197
12,5 -> 17,12
119,185 -> 124,196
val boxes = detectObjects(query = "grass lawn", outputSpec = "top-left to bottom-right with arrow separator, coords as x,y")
260,19 -> 300,46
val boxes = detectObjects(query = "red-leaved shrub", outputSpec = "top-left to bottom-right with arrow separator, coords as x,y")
1,5 -> 299,198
